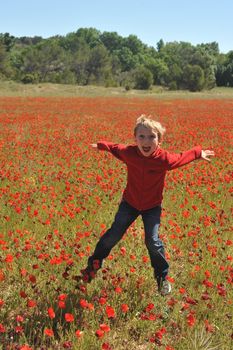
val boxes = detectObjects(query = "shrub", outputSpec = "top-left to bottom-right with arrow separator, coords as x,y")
133,66 -> 153,90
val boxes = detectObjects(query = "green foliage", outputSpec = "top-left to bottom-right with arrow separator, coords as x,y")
100,31 -> 123,52
0,32 -> 15,51
133,66 -> 153,90
21,73 -> 39,84
156,39 -> 165,52
183,64 -> 205,91
0,41 -> 7,74
86,45 -> 112,84
216,51 -> 233,86
0,28 -> 232,90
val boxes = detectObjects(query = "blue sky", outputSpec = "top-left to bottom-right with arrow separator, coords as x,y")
1,0 -> 232,53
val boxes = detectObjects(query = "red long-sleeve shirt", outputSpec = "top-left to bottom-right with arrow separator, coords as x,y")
97,141 -> 202,210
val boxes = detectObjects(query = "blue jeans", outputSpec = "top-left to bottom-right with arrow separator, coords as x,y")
88,200 -> 169,281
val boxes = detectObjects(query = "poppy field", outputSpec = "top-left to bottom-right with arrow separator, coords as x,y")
0,96 -> 232,350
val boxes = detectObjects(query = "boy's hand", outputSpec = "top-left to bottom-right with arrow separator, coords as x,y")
201,150 -> 215,162
90,143 -> 98,148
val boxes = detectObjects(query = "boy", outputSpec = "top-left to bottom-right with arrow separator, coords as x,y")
79,115 -> 214,295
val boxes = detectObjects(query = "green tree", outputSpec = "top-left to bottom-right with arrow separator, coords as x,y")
114,47 -> 138,71
19,39 -> 67,82
158,41 -> 217,89
100,31 -> 123,52
0,41 -> 7,76
70,44 -> 90,85
197,42 -> 219,57
0,32 -> 15,51
133,66 -> 153,89
183,64 -> 205,91
216,51 -> 233,86
123,34 -> 145,55
86,45 -> 112,84
15,36 -> 43,47
156,39 -> 164,52
76,28 -> 101,48
147,58 -> 169,85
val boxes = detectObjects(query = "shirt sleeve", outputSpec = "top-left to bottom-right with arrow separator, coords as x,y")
165,146 -> 202,170
97,141 -> 126,161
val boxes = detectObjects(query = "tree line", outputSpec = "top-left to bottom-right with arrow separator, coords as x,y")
0,28 -> 232,91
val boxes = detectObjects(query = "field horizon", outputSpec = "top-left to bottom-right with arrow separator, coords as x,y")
0,80 -> 233,99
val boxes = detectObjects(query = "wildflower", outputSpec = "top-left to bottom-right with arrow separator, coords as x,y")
166,276 -> 175,283
0,269 -> 5,281
63,341 -> 72,348
186,312 -> 196,327
205,270 -> 211,278
120,246 -> 126,255
58,300 -> 66,309
44,328 -> 54,337
29,274 -> 36,284
106,305 -> 115,318
115,286 -> 122,294
142,255 -> 149,263
20,290 -> 27,298
48,307 -> 55,319
15,325 -> 24,333
80,299 -> 88,308
75,329 -> 83,338
179,287 -> 186,294
145,303 -> 154,312
16,315 -> 24,322
5,254 -> 14,263
121,304 -> 129,313
155,327 -> 166,340
96,329 -> 105,338
217,283 -> 227,297
20,346 -> 32,350
100,324 -> 110,332
99,297 -> 107,305
185,296 -> 198,305
204,319 -> 214,332
65,313 -> 74,322
27,299 -> 36,308
0,323 -> 6,333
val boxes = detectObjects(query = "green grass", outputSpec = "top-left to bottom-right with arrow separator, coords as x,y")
0,80 -> 233,98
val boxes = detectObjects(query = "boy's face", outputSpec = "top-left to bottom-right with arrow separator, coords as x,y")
135,125 -> 159,157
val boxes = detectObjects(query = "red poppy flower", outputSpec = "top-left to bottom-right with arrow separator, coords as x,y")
95,329 -> 105,338
186,313 -> 196,327
48,307 -> 55,319
44,328 -> 54,337
75,329 -> 83,338
121,304 -> 129,313
105,305 -> 115,318
0,323 -> 6,333
65,313 -> 74,322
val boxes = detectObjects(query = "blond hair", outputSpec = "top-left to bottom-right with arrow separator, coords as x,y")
134,115 -> 166,141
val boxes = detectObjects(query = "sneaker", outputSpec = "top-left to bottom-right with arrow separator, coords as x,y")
158,279 -> 171,296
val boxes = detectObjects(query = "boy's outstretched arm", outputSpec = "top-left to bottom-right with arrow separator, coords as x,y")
90,141 -> 125,160
201,150 -> 215,162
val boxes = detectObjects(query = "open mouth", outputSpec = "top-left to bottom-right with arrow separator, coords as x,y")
142,146 -> 151,153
